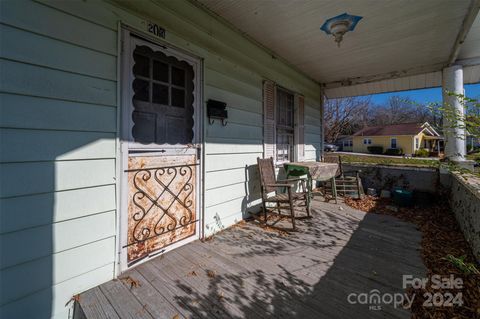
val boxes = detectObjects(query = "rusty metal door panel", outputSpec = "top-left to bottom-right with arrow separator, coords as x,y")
126,155 -> 196,265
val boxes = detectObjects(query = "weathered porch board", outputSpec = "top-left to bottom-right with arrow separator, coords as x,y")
78,200 -> 426,319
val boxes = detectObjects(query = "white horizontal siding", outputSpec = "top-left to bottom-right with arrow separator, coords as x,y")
0,93 -> 116,132
0,159 -> 115,198
204,197 -> 262,234
0,59 -> 116,106
0,23 -> 116,81
1,237 -> 115,306
0,129 -> 116,163
205,138 -> 263,155
205,153 -> 261,172
206,122 -> 262,140
206,169 -> 260,191
0,1 -> 118,318
205,67 -> 262,102
0,0 -> 117,55
0,185 -> 116,234
0,210 -> 116,269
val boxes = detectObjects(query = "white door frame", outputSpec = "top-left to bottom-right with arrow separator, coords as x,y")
118,26 -> 203,272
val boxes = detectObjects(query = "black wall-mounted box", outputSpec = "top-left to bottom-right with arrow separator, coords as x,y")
207,99 -> 228,125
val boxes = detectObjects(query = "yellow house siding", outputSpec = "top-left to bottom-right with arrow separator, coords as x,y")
417,132 -> 431,150
352,135 -> 415,154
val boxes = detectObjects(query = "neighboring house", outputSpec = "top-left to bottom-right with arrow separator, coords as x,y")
352,122 -> 443,156
336,135 -> 353,152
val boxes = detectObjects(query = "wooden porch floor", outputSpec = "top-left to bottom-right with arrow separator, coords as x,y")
78,199 -> 426,319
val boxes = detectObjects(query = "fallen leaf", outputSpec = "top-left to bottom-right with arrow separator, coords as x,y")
207,270 -> 216,278
187,270 -> 198,277
120,276 -> 141,289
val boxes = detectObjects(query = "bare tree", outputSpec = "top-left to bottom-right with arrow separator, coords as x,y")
323,96 -> 371,143
371,96 -> 432,126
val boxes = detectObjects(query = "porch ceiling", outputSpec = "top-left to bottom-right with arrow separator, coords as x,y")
195,0 -> 480,98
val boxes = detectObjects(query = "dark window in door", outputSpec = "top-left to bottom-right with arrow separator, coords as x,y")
131,45 -> 194,144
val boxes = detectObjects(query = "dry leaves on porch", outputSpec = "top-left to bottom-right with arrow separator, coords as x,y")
345,195 -> 480,319
120,276 -> 141,289
249,212 -> 292,236
260,225 -> 290,237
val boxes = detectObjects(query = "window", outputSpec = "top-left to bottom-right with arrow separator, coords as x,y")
363,138 -> 371,145
391,138 -> 397,149
276,88 -> 294,162
415,137 -> 419,149
131,45 -> 194,145
344,140 -> 352,147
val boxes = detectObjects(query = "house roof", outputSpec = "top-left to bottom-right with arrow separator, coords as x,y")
352,122 -> 439,137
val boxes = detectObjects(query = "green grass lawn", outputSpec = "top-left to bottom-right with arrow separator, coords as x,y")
328,154 -> 440,168
466,152 -> 480,163
326,152 -> 480,173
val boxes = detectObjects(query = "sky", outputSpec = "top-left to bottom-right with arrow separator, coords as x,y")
369,83 -> 480,106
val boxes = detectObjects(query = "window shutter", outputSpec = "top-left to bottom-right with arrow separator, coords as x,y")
263,80 -> 276,159
295,94 -> 305,161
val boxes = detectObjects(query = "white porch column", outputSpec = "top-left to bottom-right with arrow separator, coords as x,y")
442,65 -> 466,161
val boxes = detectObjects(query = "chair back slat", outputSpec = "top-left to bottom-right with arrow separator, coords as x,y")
257,157 -> 276,193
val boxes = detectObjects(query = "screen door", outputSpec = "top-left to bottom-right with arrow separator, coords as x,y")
120,31 -> 201,268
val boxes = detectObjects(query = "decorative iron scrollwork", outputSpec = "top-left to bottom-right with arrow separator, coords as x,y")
126,163 -> 197,247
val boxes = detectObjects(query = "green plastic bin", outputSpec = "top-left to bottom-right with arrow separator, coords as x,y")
392,188 -> 413,207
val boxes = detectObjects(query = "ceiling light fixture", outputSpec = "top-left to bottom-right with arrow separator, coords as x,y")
320,13 -> 363,47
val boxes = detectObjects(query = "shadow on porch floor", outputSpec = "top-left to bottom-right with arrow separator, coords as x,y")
77,199 -> 426,319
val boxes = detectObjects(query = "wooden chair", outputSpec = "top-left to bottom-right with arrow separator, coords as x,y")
321,155 -> 363,199
257,157 -> 310,230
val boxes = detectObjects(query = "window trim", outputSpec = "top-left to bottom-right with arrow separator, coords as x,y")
275,87 -> 295,164
363,138 -> 372,145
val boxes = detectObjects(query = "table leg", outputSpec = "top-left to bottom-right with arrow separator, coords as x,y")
284,167 -> 291,194
307,175 -> 312,209
331,177 -> 338,204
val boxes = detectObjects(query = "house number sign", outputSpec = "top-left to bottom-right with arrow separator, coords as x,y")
147,22 -> 166,39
